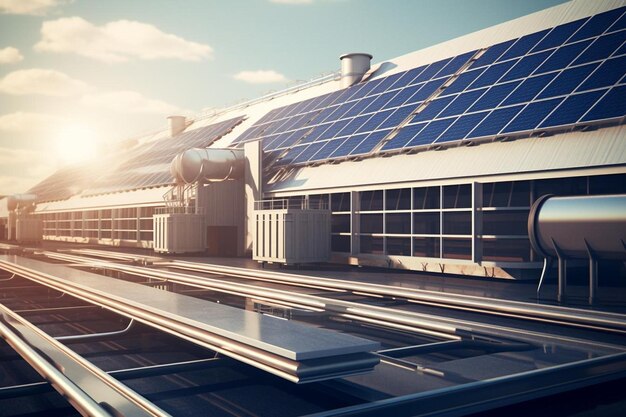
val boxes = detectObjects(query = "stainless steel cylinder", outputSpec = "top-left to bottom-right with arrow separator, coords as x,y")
340,53 -> 373,88
170,148 -> 244,184
528,194 -> 626,260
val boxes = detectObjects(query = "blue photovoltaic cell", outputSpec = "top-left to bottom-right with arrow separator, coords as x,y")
265,132 -> 292,150
343,96 -> 378,118
364,90 -> 398,114
278,145 -> 308,165
469,81 -> 520,112
540,89 -> 606,128
503,97 -> 564,133
405,118 -> 455,147
351,130 -> 390,155
379,105 -> 417,129
261,135 -> 280,150
315,105 -> 340,124
413,58 -> 451,83
337,115 -> 372,137
537,63 -> 599,99
357,109 -> 394,133
441,68 -> 485,95
330,134 -> 369,158
582,85 -> 626,121
436,112 -> 489,143
410,96 -> 455,123
535,40 -> 592,74
502,73 -> 557,106
532,19 -> 588,52
309,139 -> 345,162
292,141 -> 326,164
437,89 -> 486,118
577,55 -> 626,90
390,65 -> 427,89
384,84 -> 422,108
278,128 -> 309,148
409,78 -> 446,103
573,30 -> 626,65
569,7 -> 625,42
617,41 -> 626,56
368,72 -> 404,96
350,78 -> 384,101
326,102 -> 359,122
436,50 -> 476,77
301,123 -> 332,144
498,30 -> 550,61
472,39 -> 517,69
500,50 -> 552,82
318,119 -> 351,140
381,123 -> 427,150
469,60 -> 518,89
467,105 -> 525,138
609,9 -> 626,32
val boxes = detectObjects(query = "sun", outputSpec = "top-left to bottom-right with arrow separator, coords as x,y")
55,125 -> 100,166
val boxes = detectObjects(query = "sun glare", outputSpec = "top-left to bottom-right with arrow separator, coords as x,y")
55,125 -> 100,166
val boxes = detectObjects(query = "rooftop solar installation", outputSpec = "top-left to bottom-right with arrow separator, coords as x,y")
231,6 -> 626,170
83,116 -> 244,195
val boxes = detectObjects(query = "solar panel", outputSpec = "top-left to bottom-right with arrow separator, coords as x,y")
381,124 -> 426,150
539,89 -> 606,128
581,85 -> 626,122
410,96 -> 455,123
569,7 -> 625,42
435,112 -> 489,144
331,134 -> 369,158
532,18 -> 587,52
537,63 -> 599,98
469,81 -> 520,112
573,30 -> 626,65
500,50 -> 553,82
351,130 -> 391,155
441,68 -> 486,95
534,40 -> 592,74
577,55 -> 626,90
472,39 -> 516,69
467,105 -> 525,138
502,98 -> 563,133
498,30 -> 549,61
405,118 -> 455,147
469,60 -> 518,89
437,89 -> 486,118
502,73 -> 557,106
309,139 -> 345,162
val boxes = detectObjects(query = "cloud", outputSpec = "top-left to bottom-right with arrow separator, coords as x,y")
80,90 -> 188,115
35,16 -> 213,63
0,68 -> 90,96
269,0 -> 314,4
233,70 -> 289,84
0,47 -> 23,64
0,111 -> 67,133
0,0 -> 69,15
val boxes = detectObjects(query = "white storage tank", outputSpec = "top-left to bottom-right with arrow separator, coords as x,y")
253,200 -> 331,265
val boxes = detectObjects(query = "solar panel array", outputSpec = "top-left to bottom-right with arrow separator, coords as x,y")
81,116 -> 244,196
231,6 -> 626,169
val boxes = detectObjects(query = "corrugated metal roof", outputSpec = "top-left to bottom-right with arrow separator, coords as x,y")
265,125 -> 626,194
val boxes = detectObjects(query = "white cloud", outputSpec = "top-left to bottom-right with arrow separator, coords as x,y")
269,0 -> 314,4
0,47 -> 23,64
0,111 -> 66,133
0,0 -> 68,15
0,68 -> 90,96
35,16 -> 213,63
80,90 -> 188,115
233,70 -> 289,84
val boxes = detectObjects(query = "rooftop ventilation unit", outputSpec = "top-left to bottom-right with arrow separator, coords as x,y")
340,52 -> 372,88
167,115 -> 188,137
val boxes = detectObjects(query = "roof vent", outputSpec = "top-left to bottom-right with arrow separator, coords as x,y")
167,115 -> 187,137
340,53 -> 373,88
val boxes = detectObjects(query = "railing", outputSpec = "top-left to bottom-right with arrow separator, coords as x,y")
254,199 -> 329,211
155,206 -> 201,215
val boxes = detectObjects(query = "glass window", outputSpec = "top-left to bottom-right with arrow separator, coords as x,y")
443,238 -> 472,260
360,190 -> 383,211
332,214 -> 351,233
331,192 -> 351,212
413,237 -> 440,258
482,238 -> 531,262
483,181 -> 530,207
360,236 -> 384,254
387,237 -> 411,256
385,188 -> 411,210
332,235 -> 351,252
413,186 -> 440,209
308,194 -> 329,209
360,214 -> 383,233
443,212 -> 472,235
413,212 -> 440,234
589,174 -> 626,195
534,177 -> 586,200
482,210 -> 529,235
386,213 -> 411,234
443,184 -> 471,208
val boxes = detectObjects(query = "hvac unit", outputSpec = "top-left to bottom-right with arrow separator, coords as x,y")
253,200 -> 331,265
153,209 -> 205,254
16,216 -> 43,243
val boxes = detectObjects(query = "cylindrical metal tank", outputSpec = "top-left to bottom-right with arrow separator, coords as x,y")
528,194 -> 626,260
340,53 -> 373,88
7,194 -> 37,211
170,148 -> 244,184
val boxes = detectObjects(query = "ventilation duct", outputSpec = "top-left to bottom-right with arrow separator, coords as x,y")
7,194 -> 37,211
340,53 -> 373,88
168,115 -> 188,137
170,148 -> 244,184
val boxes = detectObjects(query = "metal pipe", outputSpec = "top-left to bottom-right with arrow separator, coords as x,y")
170,148 -> 244,184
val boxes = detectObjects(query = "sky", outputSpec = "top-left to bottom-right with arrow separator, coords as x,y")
0,0 -> 568,195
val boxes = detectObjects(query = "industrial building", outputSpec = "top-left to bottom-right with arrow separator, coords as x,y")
1,0 -> 625,282
1,1 -> 626,416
